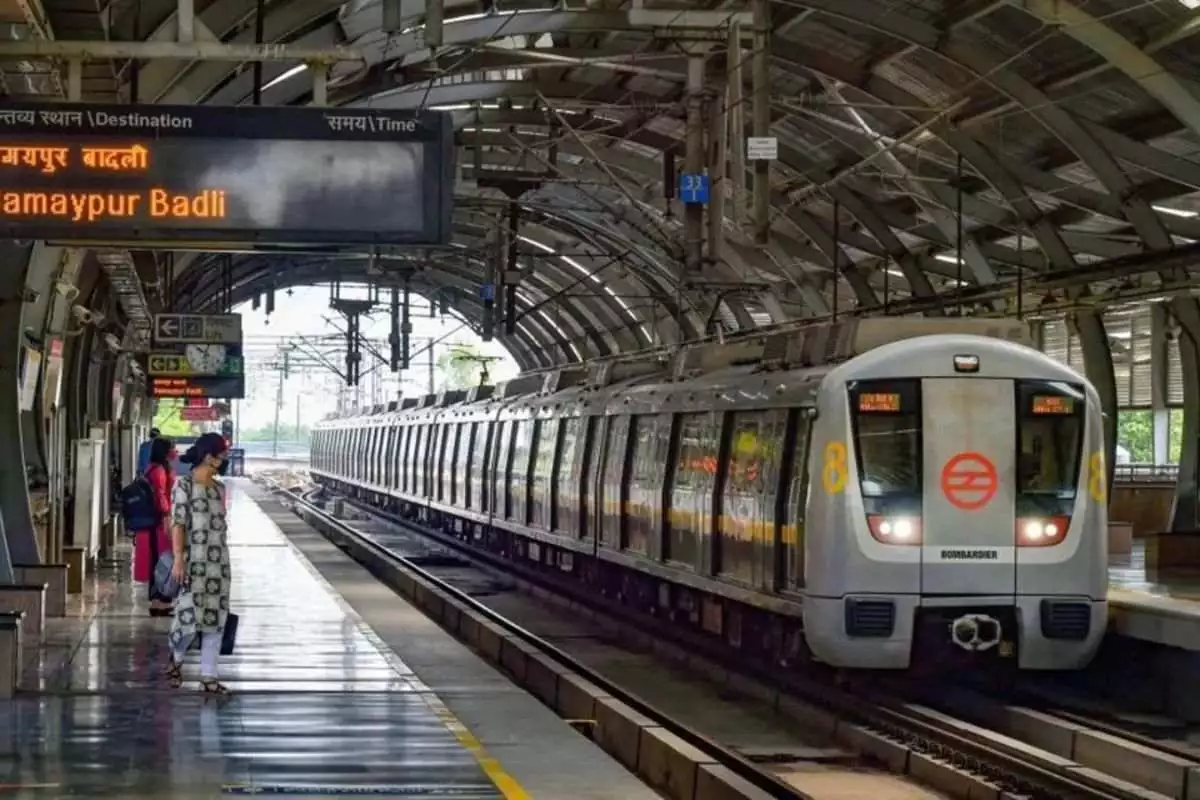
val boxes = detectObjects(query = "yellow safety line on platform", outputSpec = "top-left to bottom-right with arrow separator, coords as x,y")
251,485 -> 533,800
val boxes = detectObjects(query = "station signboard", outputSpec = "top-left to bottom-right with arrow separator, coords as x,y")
150,376 -> 245,399
147,312 -> 245,397
0,103 -> 455,246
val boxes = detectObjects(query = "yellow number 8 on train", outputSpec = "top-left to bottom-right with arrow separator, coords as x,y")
1087,451 -> 1105,502
822,441 -> 848,494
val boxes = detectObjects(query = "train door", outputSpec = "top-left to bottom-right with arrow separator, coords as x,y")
920,378 -> 1017,597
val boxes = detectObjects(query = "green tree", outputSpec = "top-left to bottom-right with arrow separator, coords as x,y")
152,399 -> 196,437
436,344 -> 486,391
1117,410 -> 1153,463
1117,409 -> 1186,464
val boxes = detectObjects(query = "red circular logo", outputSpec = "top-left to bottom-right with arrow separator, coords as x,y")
940,452 -> 998,511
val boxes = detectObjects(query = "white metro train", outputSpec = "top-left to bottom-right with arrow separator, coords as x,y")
311,318 -> 1108,671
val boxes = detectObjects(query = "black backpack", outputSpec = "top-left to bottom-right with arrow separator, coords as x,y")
120,475 -> 162,532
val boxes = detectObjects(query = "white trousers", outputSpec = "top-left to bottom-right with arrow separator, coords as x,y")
172,632 -> 221,679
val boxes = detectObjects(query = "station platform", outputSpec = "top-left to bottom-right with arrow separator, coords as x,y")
1107,541 -> 1200,651
0,480 -> 655,799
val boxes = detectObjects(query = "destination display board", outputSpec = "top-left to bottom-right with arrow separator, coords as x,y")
151,376 -> 245,399
0,103 -> 455,245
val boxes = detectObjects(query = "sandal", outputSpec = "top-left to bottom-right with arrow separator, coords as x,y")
199,678 -> 231,697
164,660 -> 184,688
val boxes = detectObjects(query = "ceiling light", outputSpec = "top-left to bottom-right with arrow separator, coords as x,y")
934,252 -> 961,264
1153,205 -> 1198,218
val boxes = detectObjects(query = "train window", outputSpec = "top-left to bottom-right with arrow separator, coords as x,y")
456,423 -> 474,507
718,409 -> 788,586
848,380 -> 922,515
600,416 -> 632,549
784,416 -> 812,590
573,417 -> 598,540
412,425 -> 426,497
491,421 -> 510,515
440,425 -> 458,502
510,421 -> 534,524
531,418 -> 560,529
1017,381 -> 1084,515
432,425 -> 447,498
626,414 -> 671,556
554,418 -> 581,533
668,411 -> 720,571
471,422 -> 491,511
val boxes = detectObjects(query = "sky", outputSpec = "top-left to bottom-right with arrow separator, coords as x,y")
232,284 -> 518,431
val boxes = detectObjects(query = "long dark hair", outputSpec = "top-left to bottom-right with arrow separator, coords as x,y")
149,436 -> 174,467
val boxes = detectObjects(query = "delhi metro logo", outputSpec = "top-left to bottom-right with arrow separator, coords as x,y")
940,452 -> 998,511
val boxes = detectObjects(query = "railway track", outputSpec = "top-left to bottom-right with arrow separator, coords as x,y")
266,479 -> 1160,800
910,677 -> 1200,799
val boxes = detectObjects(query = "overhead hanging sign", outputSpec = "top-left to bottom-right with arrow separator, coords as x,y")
153,313 -> 242,344
0,103 -> 455,245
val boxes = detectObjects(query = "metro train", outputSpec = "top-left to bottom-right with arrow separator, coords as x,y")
311,318 -> 1108,671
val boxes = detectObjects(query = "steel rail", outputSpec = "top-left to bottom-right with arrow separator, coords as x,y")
285,485 -> 1144,800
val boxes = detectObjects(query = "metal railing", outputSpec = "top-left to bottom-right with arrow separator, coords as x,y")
1113,463 -> 1179,484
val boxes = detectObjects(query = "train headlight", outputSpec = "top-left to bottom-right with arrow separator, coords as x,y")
867,514 -> 921,545
1016,516 -> 1070,546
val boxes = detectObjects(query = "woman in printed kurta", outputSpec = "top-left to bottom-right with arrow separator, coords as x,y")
164,433 -> 232,695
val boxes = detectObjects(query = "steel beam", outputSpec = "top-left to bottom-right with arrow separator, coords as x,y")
348,9 -> 752,75
1011,0 -> 1200,139
1072,311 -> 1117,494
0,39 -> 363,62
1171,298 -> 1200,531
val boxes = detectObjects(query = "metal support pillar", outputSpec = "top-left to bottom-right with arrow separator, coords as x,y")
504,203 -> 519,337
1169,298 -> 1200,531
425,0 -> 443,47
1072,311 -> 1117,501
252,0 -> 265,105
67,60 -> 82,101
389,286 -> 401,372
1150,303 -> 1170,464
401,283 -> 411,369
707,65 -> 727,264
750,0 -> 770,244
311,65 -> 328,106
727,22 -> 745,227
177,0 -> 194,43
684,54 -> 705,274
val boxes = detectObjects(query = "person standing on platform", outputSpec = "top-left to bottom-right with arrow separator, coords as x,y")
136,436 -> 176,617
165,433 -> 233,696
137,428 -> 160,475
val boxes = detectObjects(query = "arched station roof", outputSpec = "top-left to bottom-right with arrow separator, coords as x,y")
14,0 -> 1200,369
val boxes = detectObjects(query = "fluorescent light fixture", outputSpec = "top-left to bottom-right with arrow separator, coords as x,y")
262,64 -> 306,92
1153,205 -> 1198,218
885,268 -> 905,277
934,252 -> 961,264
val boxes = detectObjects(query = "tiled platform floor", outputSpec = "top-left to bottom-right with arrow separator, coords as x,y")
0,484 -> 511,798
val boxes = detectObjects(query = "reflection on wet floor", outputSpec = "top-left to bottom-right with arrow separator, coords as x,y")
0,485 -> 503,799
